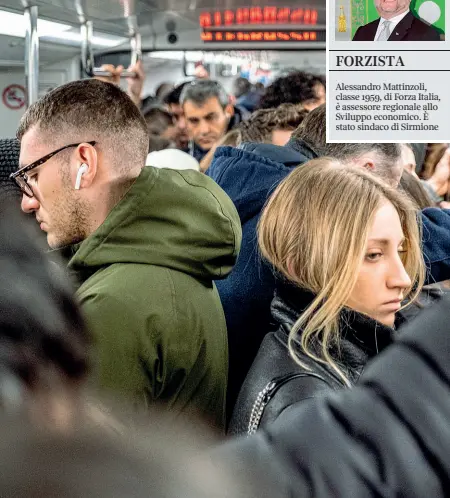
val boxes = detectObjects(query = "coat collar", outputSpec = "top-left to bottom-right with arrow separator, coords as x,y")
272,280 -> 395,361
285,138 -> 319,161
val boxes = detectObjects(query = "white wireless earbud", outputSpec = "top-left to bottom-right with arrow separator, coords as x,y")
75,163 -> 88,190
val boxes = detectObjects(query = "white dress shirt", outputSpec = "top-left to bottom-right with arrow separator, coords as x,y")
374,10 -> 409,40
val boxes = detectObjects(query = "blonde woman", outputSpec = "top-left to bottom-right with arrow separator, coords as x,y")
229,158 -> 425,435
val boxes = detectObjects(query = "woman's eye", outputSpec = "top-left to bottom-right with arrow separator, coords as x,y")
365,252 -> 382,262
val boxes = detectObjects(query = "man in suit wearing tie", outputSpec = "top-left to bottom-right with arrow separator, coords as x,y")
353,0 -> 440,41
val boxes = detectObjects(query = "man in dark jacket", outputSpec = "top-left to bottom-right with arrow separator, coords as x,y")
181,80 -> 250,162
15,79 -> 242,430
211,294 -> 450,497
353,0 -> 440,41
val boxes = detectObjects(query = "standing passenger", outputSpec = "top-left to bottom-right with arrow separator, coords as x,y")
181,80 -> 249,161
13,79 -> 242,430
230,158 -> 424,434
212,294 -> 450,498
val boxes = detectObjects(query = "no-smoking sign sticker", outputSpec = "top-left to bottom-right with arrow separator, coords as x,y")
2,84 -> 26,110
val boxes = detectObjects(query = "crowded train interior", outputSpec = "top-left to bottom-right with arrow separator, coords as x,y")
0,1 -> 449,497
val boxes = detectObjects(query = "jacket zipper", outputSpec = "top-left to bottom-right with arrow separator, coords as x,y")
247,373 -> 307,435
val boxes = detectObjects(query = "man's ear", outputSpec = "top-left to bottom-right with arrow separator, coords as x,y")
363,160 -> 376,172
351,153 -> 377,173
225,103 -> 234,119
73,143 -> 98,189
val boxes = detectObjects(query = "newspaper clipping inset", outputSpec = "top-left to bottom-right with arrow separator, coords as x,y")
327,0 -> 447,142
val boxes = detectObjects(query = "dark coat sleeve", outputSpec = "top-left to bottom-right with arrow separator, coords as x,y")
211,295 -> 450,498
421,208 -> 450,283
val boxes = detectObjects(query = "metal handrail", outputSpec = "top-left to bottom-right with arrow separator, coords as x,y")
24,6 -> 39,106
81,18 -> 141,78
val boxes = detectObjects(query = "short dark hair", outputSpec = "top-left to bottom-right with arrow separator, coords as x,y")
164,81 -> 191,106
291,104 -> 326,149
155,82 -> 174,100
233,77 -> 251,98
17,79 -> 149,171
0,207 -> 90,403
143,107 -> 175,136
259,71 -> 325,109
148,135 -> 174,153
239,104 -> 308,144
180,80 -> 229,108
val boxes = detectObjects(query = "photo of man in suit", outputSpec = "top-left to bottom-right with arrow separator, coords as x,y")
353,0 -> 441,41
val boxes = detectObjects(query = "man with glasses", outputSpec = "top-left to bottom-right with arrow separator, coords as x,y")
13,78 -> 241,430
180,80 -> 250,161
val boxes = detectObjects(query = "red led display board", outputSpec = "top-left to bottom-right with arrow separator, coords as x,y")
199,7 -> 319,28
200,30 -> 325,43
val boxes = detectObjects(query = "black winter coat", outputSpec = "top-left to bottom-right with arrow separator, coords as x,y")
212,293 -> 450,498
229,284 -> 395,435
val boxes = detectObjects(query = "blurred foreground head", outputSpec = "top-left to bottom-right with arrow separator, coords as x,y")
0,207 -> 90,419
0,409 -> 242,498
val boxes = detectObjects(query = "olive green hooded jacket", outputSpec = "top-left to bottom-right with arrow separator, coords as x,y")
68,166 -> 241,429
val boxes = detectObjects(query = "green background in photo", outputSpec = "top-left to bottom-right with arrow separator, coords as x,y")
351,0 -> 445,36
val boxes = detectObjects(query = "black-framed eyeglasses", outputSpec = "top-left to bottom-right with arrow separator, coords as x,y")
10,141 -> 97,198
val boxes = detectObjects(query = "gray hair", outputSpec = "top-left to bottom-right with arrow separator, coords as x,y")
321,143 -> 403,184
322,143 -> 402,162
180,80 -> 229,108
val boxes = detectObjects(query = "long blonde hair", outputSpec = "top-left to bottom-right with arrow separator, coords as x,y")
258,158 -> 425,384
